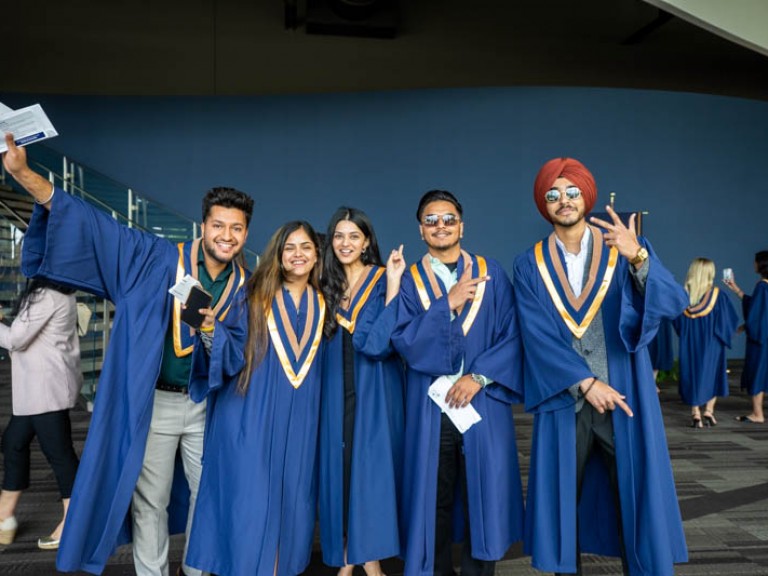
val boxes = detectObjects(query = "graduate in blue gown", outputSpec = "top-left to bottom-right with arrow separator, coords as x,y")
673,258 -> 738,428
3,134 -> 251,575
391,190 -> 524,576
723,250 -> 768,423
186,221 -> 327,576
514,157 -> 688,576
319,207 -> 406,576
648,318 -> 674,377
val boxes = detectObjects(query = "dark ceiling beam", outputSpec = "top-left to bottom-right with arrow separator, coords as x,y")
621,9 -> 674,45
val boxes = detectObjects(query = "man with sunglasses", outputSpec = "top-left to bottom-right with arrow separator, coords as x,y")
392,189 -> 524,576
513,157 -> 688,575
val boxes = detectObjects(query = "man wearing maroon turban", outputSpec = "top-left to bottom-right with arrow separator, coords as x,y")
513,157 -> 689,575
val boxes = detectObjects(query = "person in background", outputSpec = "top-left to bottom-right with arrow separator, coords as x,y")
673,258 -> 738,428
319,207 -> 406,576
0,278 -> 81,550
723,250 -> 768,423
648,318 -> 674,393
186,221 -> 327,576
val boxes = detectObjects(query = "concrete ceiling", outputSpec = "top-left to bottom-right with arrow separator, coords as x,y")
643,0 -> 768,58
3,0 -> 768,101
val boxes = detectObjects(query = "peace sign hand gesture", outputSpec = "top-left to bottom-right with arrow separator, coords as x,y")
447,261 -> 490,312
589,205 -> 642,263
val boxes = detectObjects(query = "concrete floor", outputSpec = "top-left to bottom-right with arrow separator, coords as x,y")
1,360 -> 767,576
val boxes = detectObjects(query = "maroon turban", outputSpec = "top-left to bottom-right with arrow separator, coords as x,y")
533,157 -> 597,223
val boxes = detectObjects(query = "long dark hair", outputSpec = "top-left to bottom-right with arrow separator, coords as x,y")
321,207 -> 384,337
11,278 -> 76,319
238,221 -> 323,394
756,251 -> 768,279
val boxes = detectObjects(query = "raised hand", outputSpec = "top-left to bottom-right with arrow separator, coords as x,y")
589,205 -> 641,261
2,133 -> 28,175
385,244 -> 406,304
722,275 -> 744,298
447,260 -> 490,312
2,132 -> 55,206
386,244 -> 405,280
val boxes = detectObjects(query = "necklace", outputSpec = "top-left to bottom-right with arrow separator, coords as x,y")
341,265 -> 367,305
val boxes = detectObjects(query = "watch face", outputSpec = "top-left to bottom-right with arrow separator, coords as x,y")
632,247 -> 649,264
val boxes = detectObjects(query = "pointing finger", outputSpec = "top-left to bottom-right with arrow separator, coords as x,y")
616,397 -> 634,417
605,204 -> 623,226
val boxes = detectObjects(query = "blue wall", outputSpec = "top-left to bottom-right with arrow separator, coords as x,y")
3,86 -> 767,356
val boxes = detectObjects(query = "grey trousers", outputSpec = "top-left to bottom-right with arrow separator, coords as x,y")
132,390 -> 206,576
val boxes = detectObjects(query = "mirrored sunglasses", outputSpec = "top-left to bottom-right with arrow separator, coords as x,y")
544,186 -> 582,203
422,213 -> 460,227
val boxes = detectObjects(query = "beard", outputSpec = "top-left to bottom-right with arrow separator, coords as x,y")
202,235 -> 238,265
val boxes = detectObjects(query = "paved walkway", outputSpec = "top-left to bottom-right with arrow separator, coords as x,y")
0,359 -> 766,575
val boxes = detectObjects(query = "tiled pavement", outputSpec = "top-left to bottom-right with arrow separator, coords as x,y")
1,358 -> 767,575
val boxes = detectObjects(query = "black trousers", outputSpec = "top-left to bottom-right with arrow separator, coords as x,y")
556,404 -> 629,576
434,413 -> 495,576
1,409 -> 79,498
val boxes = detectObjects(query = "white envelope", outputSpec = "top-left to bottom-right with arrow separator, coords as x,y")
428,375 -> 483,434
0,102 -> 59,152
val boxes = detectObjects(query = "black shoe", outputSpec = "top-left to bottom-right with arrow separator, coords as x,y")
690,416 -> 703,429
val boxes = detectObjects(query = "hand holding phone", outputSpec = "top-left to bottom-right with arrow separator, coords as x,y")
722,268 -> 734,282
180,285 -> 213,329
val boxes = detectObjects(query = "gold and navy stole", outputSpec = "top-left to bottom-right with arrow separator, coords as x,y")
337,266 -> 386,334
172,239 -> 247,357
534,225 -> 618,339
267,286 -> 325,389
684,287 -> 720,318
409,250 -> 486,336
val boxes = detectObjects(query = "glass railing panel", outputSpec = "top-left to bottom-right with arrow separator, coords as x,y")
75,293 -> 113,409
0,215 -> 24,319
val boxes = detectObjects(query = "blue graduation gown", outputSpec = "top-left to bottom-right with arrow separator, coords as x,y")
391,252 -> 524,576
741,280 -> 768,395
648,318 -> 674,372
673,288 -> 738,405
513,237 -> 688,576
22,190 -> 201,573
319,267 -> 405,566
186,286 -> 325,576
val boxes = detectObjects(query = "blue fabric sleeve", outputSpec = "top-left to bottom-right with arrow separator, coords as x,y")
391,272 -> 464,377
22,188 -> 172,302
189,293 -> 249,402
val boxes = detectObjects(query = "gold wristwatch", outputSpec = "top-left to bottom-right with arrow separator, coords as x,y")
629,246 -> 649,266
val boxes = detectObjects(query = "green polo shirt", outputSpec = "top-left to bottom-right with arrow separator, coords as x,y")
157,252 -> 234,389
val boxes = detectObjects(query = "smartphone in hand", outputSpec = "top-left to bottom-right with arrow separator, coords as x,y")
722,268 -> 734,282
180,285 -> 213,329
